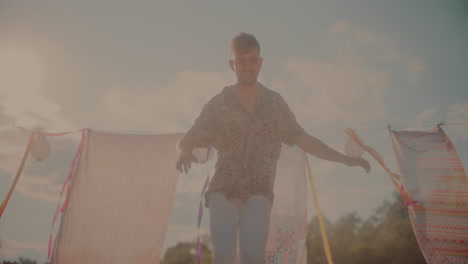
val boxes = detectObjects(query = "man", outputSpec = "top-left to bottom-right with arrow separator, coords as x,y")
176,32 -> 370,264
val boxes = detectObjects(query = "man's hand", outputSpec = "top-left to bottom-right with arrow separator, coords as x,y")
176,152 -> 198,173
347,156 -> 371,173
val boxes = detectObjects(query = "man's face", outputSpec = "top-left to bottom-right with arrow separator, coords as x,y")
230,47 -> 263,86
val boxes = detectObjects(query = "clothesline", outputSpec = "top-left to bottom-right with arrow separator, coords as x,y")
311,121 -> 468,133
2,121 -> 468,135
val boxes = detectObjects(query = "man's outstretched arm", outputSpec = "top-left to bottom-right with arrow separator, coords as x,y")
296,133 -> 371,173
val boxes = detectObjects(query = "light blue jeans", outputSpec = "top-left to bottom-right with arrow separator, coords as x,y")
209,193 -> 272,264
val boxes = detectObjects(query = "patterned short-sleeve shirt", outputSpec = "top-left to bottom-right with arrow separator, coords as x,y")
183,83 -> 306,207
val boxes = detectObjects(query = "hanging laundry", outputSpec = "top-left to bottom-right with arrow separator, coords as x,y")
348,125 -> 468,263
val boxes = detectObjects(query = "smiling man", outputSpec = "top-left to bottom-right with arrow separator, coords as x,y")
176,32 -> 370,264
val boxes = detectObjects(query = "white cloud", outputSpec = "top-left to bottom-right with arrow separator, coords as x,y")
100,70 -> 233,133
446,102 -> 468,142
354,29 -> 399,61
328,20 -> 351,35
0,47 -> 50,127
0,46 -> 80,131
0,47 -> 45,96
354,28 -> 423,84
0,157 -> 67,203
15,170 -> 63,203
0,130 -> 33,186
0,236 -> 47,260
1,94 -> 77,130
327,21 -> 424,85
449,102 -> 468,120
414,107 -> 438,126
270,55 -> 387,130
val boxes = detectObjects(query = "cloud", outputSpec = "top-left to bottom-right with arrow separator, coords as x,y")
446,102 -> 468,142
449,102 -> 468,120
269,55 -> 387,130
0,46 -> 47,127
0,129 -> 31,172
0,236 -> 47,260
0,46 -> 44,96
328,20 -> 351,35
327,21 -> 424,85
1,94 -> 77,130
354,28 -> 423,84
99,70 -> 233,132
0,46 -> 80,131
414,107 -> 438,127
354,28 -> 399,61
14,170 -> 64,203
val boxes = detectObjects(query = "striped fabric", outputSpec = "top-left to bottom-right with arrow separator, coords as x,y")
390,126 -> 468,263
50,131 -> 184,264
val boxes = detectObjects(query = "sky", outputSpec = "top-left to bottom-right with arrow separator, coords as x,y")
1,0 -> 467,263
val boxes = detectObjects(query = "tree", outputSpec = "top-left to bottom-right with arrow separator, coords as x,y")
367,192 -> 426,264
328,213 -> 362,264
306,215 -> 332,264
1,258 -> 37,264
160,240 -> 212,264
348,217 -> 379,264
306,192 -> 426,263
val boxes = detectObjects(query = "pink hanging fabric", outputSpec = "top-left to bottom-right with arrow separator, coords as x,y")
389,126 -> 468,263
49,131 -> 184,264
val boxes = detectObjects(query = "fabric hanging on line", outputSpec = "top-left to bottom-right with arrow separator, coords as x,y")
389,126 -> 468,263
50,131 -> 184,264
265,145 -> 308,264
348,126 -> 468,263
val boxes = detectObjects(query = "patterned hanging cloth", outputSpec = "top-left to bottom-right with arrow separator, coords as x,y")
348,125 -> 468,263
389,125 -> 468,263
264,145 -> 309,264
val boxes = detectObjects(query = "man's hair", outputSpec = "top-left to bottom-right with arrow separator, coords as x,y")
231,32 -> 260,55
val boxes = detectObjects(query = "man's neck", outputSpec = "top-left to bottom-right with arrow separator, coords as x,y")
234,82 -> 259,97
232,82 -> 261,114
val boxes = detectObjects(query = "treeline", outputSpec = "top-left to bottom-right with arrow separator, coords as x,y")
1,258 -> 37,264
161,192 -> 426,264
4,193 -> 426,264
306,192 -> 425,264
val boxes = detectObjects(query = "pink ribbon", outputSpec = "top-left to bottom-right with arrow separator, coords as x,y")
404,200 -> 418,207
59,129 -> 88,197
52,203 -> 60,227
47,234 -> 52,259
47,128 -> 88,260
